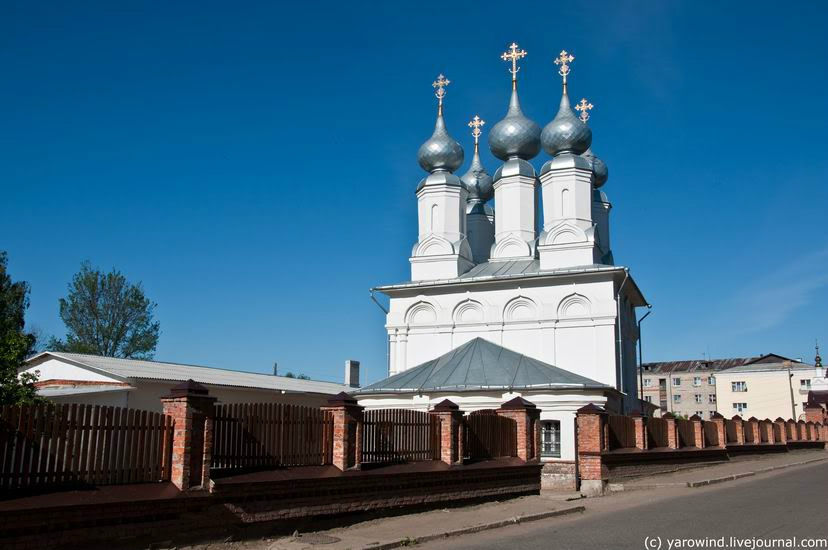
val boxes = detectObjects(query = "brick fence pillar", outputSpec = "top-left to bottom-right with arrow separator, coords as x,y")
631,413 -> 646,450
797,420 -> 807,441
711,413 -> 726,448
497,397 -> 540,461
429,400 -> 463,465
732,416 -> 745,444
759,418 -> 773,443
322,392 -> 364,471
804,404 -> 826,424
773,418 -> 787,444
575,404 -> 607,497
663,413 -> 678,449
689,415 -> 704,448
160,379 -> 216,491
806,422 -> 815,441
787,420 -> 798,441
746,417 -> 760,444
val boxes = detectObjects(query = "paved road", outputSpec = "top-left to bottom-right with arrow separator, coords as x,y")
421,462 -> 828,550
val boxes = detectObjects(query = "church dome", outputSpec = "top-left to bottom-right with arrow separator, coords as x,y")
582,147 -> 608,188
417,113 -> 464,173
541,86 -> 592,156
488,89 -> 541,161
460,147 -> 494,202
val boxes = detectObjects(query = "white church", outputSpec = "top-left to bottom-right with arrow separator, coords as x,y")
354,45 -> 650,463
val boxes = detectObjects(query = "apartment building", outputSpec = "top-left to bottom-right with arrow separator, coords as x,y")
715,354 -> 816,421
639,357 -> 755,418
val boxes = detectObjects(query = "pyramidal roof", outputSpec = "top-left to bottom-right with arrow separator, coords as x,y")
355,338 -> 608,394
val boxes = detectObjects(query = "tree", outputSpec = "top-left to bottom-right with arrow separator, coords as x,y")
283,371 -> 311,380
50,262 -> 160,359
0,251 -> 40,405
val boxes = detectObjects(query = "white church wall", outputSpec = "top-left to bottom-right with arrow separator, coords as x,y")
384,275 -> 624,390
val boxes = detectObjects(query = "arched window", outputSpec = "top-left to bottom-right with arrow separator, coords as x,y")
430,204 -> 439,232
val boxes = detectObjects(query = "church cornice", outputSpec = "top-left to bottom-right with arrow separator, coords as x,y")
375,264 -> 647,307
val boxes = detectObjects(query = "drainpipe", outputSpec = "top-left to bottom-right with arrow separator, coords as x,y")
370,290 -> 390,374
615,269 -> 630,410
637,306 -> 653,403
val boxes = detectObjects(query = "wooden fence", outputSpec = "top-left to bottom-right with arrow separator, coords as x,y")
361,409 -> 440,464
212,403 -> 333,470
646,417 -> 669,448
676,419 -> 695,448
744,423 -> 755,443
464,410 -> 517,460
725,419 -> 739,443
1,403 -> 173,491
760,423 -> 770,443
703,421 -> 719,447
606,415 -> 636,450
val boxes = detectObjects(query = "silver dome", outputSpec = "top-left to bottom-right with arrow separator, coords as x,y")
488,88 -> 541,161
417,114 -> 464,174
460,146 -> 494,202
582,147 -> 609,188
541,86 -> 592,156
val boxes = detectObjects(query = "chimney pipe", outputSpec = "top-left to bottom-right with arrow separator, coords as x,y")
345,360 -> 360,388
273,362 -> 278,376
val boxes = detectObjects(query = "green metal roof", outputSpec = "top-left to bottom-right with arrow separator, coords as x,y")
355,338 -> 608,394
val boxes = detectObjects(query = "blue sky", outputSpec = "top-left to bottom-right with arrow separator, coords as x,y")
2,1 -> 827,385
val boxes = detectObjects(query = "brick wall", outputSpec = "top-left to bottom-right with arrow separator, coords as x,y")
0,462 -> 541,549
541,461 -> 576,490
575,404 -> 827,494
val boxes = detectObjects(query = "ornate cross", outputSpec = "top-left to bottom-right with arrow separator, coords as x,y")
554,50 -> 575,84
501,42 -> 527,84
575,98 -> 593,123
432,74 -> 450,114
468,115 -> 485,149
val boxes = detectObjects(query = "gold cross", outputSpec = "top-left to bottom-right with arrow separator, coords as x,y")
575,98 -> 593,123
554,50 -> 575,84
468,115 -> 485,147
432,74 -> 450,114
500,42 -> 527,84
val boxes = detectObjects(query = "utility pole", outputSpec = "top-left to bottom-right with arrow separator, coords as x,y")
785,360 -> 796,419
637,307 -> 653,402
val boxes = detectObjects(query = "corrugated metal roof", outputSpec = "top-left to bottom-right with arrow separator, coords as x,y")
641,354 -> 806,374
354,338 -> 608,394
641,357 -> 757,374
717,360 -> 813,374
30,352 -> 350,395
37,385 -> 133,397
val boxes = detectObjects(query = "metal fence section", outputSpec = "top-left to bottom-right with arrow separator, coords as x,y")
361,409 -> 440,464
211,403 -> 333,470
463,410 -> 517,460
0,403 -> 173,491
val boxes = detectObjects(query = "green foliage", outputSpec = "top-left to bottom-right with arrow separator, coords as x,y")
50,262 -> 160,359
283,371 -> 311,380
0,251 -> 41,405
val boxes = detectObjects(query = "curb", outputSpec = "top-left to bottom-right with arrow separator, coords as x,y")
686,456 -> 828,488
363,505 -> 586,550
